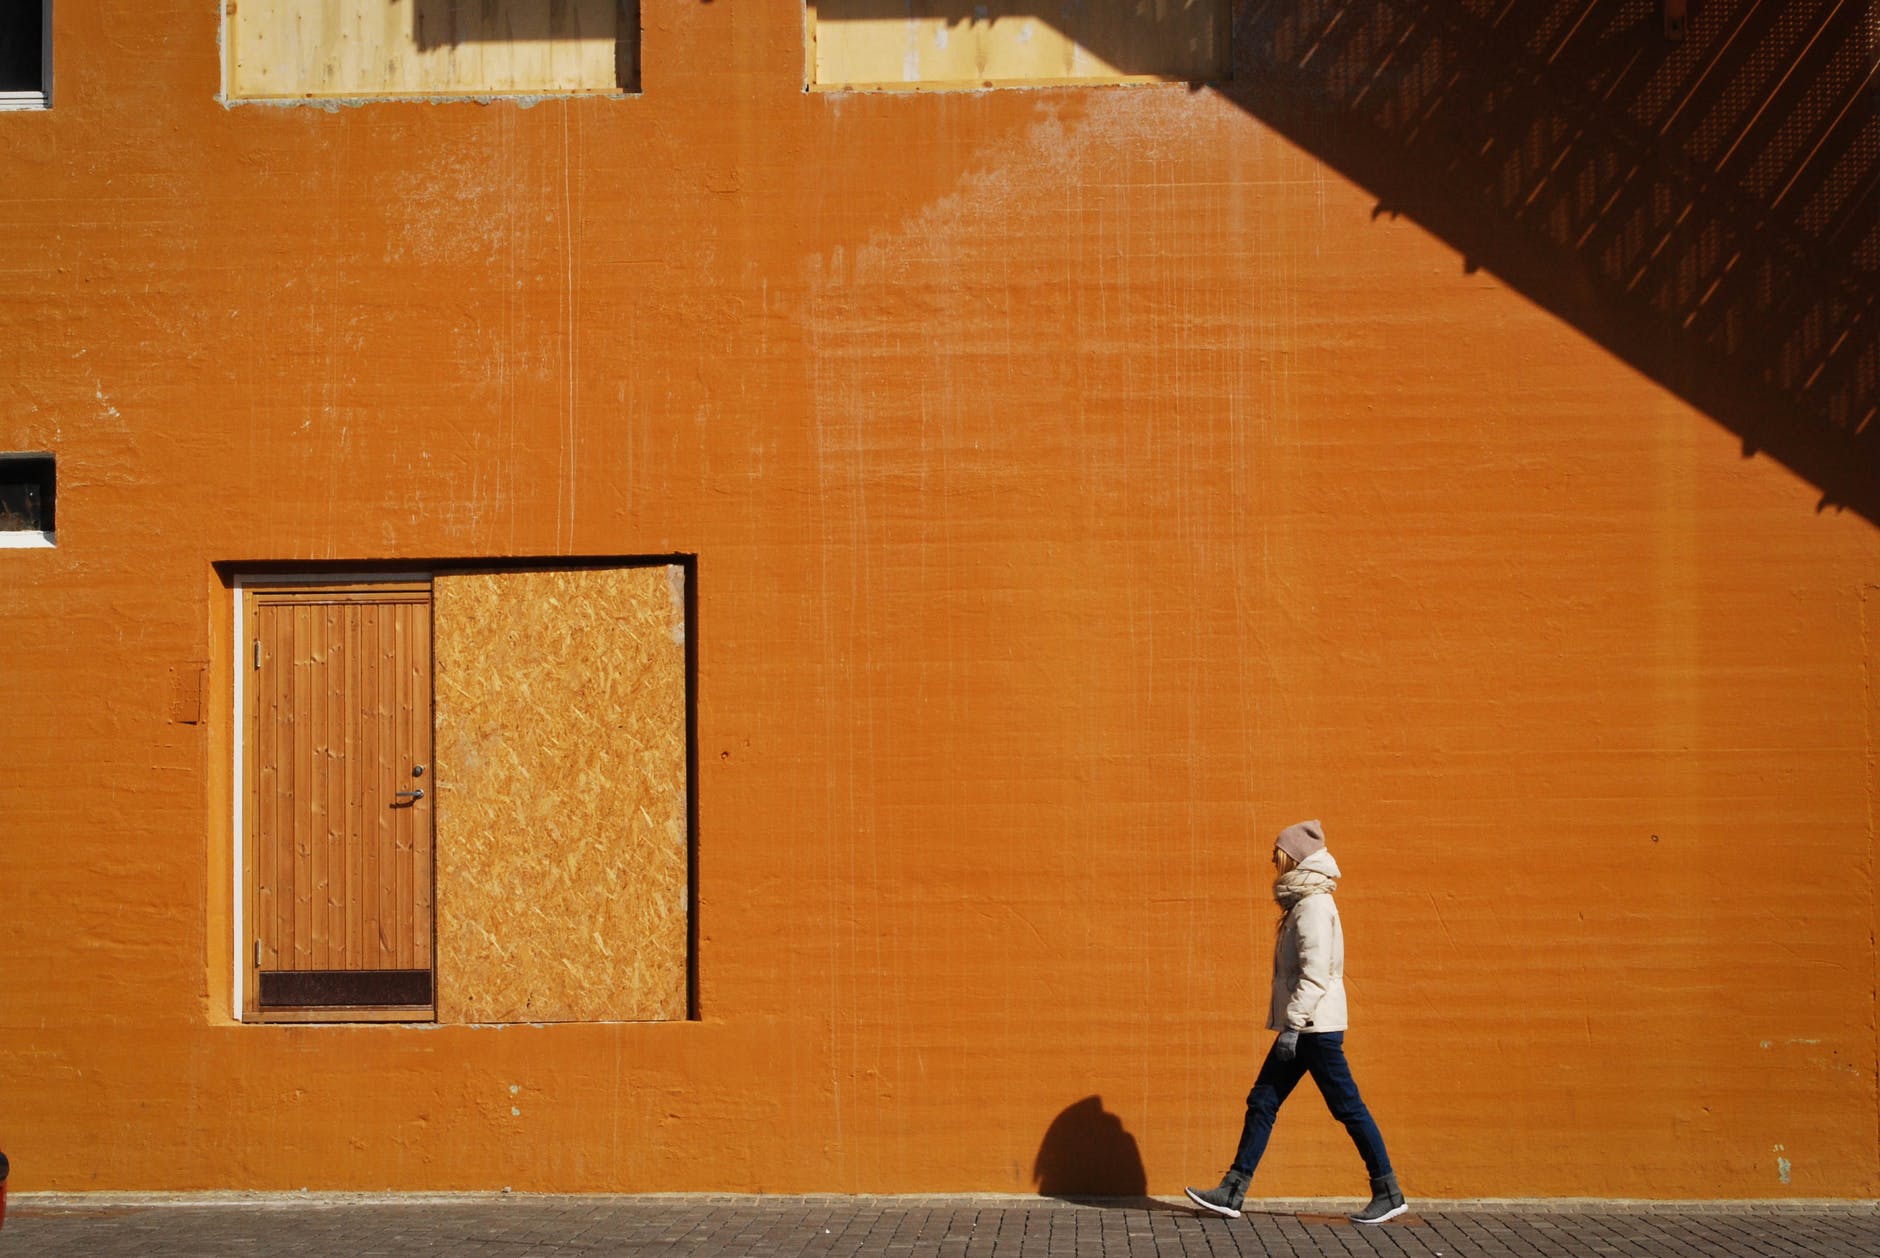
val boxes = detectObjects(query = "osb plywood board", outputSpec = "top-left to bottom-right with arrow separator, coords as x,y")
226,0 -> 630,99
433,566 -> 687,1023
810,0 -> 1228,89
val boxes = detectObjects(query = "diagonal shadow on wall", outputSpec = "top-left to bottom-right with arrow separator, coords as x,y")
811,1 -> 1877,522
1208,0 -> 1878,521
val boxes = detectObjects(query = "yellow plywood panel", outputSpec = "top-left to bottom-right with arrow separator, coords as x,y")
810,0 -> 1228,89
433,566 -> 688,1023
226,0 -> 630,100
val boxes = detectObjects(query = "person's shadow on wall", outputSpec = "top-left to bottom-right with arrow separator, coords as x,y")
1032,1095 -> 1148,1200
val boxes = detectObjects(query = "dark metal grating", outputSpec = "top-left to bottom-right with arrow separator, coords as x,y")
258,969 -> 433,1008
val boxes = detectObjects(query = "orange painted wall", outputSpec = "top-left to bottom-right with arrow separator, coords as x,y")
2,1 -> 1877,1198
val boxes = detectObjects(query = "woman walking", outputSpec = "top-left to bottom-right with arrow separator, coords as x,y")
1185,820 -> 1407,1224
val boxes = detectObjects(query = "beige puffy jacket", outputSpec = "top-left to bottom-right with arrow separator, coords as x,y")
1266,849 -> 1349,1033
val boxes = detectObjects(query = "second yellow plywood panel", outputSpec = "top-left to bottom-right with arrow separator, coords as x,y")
811,0 -> 1229,89
434,566 -> 687,1023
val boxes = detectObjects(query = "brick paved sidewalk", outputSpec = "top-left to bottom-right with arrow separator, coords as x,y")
5,1193 -> 1878,1256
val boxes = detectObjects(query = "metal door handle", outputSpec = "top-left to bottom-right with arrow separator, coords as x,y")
394,788 -> 425,801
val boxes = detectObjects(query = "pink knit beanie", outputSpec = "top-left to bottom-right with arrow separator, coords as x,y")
1275,820 -> 1326,862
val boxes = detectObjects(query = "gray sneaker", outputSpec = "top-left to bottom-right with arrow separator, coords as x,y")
1184,1170 -> 1250,1219
1350,1171 -> 1408,1225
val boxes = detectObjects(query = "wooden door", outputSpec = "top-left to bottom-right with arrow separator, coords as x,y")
244,582 -> 434,1020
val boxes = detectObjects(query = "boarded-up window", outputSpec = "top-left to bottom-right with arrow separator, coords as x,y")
225,0 -> 638,101
808,0 -> 1229,90
432,565 -> 690,1023
237,564 -> 690,1024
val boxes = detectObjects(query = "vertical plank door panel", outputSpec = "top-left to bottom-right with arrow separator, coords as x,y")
317,602 -> 340,968
363,601 -> 387,970
292,603 -> 313,969
374,602 -> 397,969
410,600 -> 435,969
253,606 -> 277,974
345,604 -> 364,969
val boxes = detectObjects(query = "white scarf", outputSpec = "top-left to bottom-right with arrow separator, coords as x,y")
1272,850 -> 1341,912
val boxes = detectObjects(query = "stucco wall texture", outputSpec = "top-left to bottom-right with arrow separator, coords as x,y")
3,2 -> 1878,1198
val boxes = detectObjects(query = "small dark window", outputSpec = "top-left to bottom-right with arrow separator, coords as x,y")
0,453 -> 55,536
0,3 -> 46,103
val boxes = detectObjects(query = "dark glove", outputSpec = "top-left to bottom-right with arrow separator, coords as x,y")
1274,1029 -> 1300,1063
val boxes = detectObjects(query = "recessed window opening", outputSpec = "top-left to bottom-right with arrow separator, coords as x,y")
0,2 -> 49,110
231,562 -> 695,1025
0,453 -> 55,547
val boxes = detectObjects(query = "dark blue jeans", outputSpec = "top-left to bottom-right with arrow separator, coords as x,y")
1231,1031 -> 1393,1180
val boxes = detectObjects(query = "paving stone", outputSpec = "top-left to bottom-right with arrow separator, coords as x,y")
4,1195 -> 1878,1256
